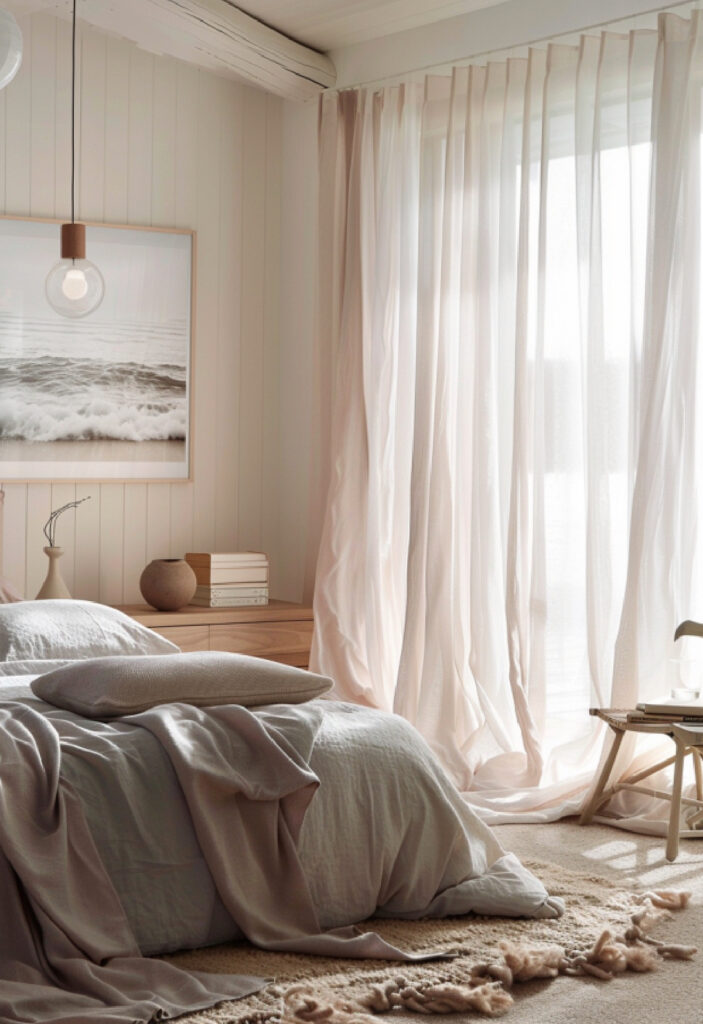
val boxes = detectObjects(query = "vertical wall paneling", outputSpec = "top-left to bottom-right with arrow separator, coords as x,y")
169,486 -> 194,561
4,16 -> 30,215
50,482 -> 77,595
122,485 -> 148,602
214,77 -> 242,552
145,484 -> 172,563
262,93 -> 282,590
1,486 -> 27,594
238,87 -> 267,551
174,62 -> 198,230
103,36 -> 129,225
73,483 -> 100,598
151,58 -> 177,227
99,483 -> 124,603
25,484 -> 52,599
191,70 -> 221,553
127,47 -> 154,226
30,14 -> 56,217
79,27 -> 106,222
0,13 -> 287,601
54,15 -> 72,222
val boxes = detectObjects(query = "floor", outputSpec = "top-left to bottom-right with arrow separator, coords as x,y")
401,818 -> 703,1024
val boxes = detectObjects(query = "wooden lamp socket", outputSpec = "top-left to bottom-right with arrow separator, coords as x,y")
60,222 -> 86,260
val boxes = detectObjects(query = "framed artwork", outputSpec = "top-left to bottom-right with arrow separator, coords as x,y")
0,216 -> 194,482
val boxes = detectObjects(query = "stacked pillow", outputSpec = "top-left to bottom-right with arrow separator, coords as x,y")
0,599 -> 333,716
32,651 -> 333,717
0,599 -> 179,664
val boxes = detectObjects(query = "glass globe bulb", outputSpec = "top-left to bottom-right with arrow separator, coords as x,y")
46,259 -> 104,318
0,9 -> 22,91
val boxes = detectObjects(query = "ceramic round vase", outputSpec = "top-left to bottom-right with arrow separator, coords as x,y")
139,558 -> 196,611
36,546 -> 72,600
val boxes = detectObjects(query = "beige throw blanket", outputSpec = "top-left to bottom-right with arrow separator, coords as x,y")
0,701 -> 447,1024
0,703 -> 263,1024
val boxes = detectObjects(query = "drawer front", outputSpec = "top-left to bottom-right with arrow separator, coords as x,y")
152,624 -> 210,652
209,621 -> 313,663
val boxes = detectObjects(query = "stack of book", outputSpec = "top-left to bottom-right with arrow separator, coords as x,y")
627,695 -> 703,724
185,552 -> 269,608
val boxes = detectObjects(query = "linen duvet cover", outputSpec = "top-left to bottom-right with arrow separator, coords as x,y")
0,654 -> 564,1023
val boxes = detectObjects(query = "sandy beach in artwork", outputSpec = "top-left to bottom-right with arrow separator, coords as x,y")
0,438 -> 185,463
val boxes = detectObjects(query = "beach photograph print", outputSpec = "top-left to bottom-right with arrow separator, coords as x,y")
0,218 -> 192,481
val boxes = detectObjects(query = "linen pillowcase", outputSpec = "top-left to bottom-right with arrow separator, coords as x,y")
0,599 -> 179,662
31,651 -> 333,717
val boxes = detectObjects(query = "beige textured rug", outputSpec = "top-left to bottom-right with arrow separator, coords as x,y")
164,857 -> 694,1022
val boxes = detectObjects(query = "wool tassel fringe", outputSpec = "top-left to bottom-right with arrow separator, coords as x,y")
281,890 -> 695,1022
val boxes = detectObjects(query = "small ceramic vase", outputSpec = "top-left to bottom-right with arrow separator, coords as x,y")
139,558 -> 196,611
36,546 -> 72,600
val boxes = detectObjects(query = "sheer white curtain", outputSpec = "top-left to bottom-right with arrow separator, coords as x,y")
311,12 -> 703,825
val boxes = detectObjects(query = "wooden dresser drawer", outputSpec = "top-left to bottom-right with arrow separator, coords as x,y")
152,624 -> 210,652
116,600 -> 314,666
210,620 -> 313,666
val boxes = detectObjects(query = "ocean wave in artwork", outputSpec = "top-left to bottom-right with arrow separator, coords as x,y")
0,356 -> 187,443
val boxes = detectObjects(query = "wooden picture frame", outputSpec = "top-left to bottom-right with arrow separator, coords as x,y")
0,215 -> 195,483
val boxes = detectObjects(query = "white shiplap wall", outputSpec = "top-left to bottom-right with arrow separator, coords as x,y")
0,13 -> 285,603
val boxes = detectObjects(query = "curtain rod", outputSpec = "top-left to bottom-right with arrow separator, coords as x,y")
334,0 -> 697,94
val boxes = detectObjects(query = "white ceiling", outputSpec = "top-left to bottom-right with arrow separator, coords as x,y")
2,0 -> 510,52
236,0 -> 508,50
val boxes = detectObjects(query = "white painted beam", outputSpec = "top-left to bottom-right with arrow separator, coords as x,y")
6,0 -> 337,100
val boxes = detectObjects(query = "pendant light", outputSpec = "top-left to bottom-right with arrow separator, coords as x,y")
0,8 -> 22,90
45,0 -> 104,318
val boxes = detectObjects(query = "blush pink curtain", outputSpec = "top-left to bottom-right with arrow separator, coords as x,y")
310,12 -> 703,827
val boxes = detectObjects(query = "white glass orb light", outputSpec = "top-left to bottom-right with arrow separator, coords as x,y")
45,223 -> 104,318
0,9 -> 22,91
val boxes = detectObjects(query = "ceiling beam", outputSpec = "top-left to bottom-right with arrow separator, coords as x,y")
16,0 -> 337,100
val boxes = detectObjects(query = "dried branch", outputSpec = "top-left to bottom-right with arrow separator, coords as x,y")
43,496 -> 91,548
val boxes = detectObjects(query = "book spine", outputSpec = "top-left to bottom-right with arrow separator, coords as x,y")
190,596 -> 269,607
186,552 -> 267,566
192,566 -> 269,585
195,586 -> 268,598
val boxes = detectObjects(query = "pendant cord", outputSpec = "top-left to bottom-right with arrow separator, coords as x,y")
71,0 -> 76,225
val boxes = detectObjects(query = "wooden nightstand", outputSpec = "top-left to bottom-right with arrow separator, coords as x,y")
116,601 -> 314,668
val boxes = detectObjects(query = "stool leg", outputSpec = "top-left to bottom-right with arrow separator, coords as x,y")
666,739 -> 686,862
693,748 -> 703,802
581,728 -> 624,826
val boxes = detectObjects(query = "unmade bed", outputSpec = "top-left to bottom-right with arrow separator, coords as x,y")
0,600 -> 564,1023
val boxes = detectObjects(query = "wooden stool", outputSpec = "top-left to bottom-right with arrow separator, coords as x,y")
580,710 -> 703,861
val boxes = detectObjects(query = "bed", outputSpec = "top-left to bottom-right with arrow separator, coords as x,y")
0,599 -> 564,1024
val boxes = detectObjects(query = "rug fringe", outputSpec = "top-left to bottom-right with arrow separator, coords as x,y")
280,889 -> 696,1021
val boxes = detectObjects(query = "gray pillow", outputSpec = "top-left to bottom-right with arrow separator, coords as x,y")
31,651 -> 333,717
0,600 -> 179,662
